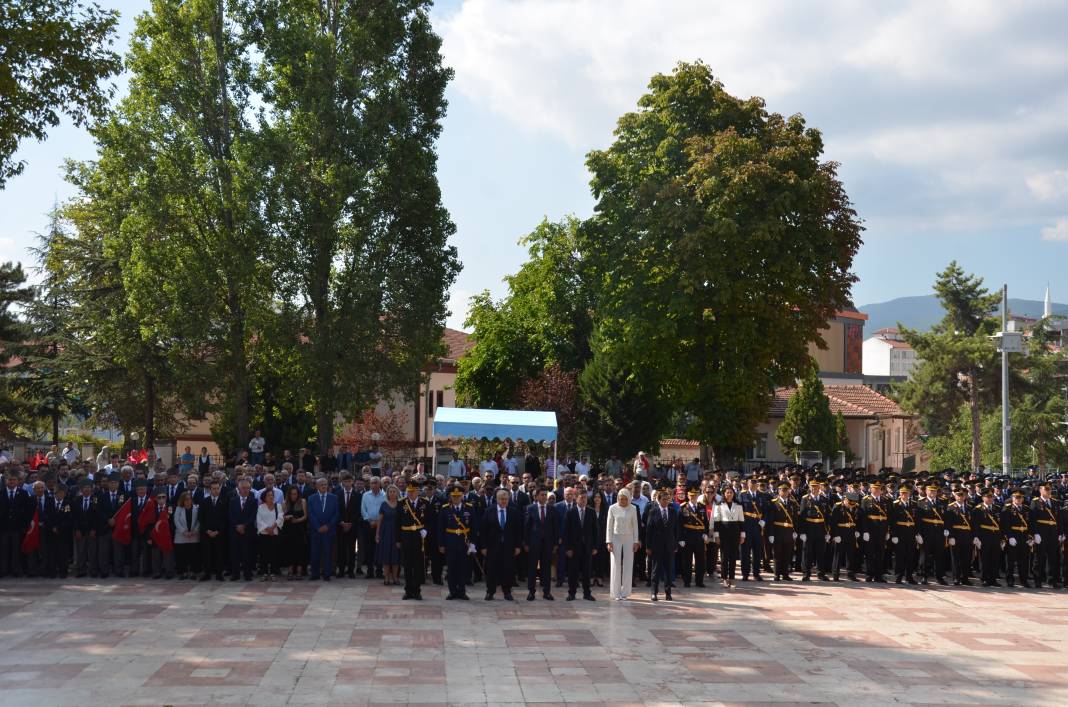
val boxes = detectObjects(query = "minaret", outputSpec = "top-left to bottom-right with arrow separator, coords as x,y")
1044,285 -> 1053,319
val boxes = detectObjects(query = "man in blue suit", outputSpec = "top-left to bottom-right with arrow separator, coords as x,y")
553,486 -> 574,588
523,486 -> 557,601
308,477 -> 339,581
228,478 -> 258,581
479,488 -> 521,601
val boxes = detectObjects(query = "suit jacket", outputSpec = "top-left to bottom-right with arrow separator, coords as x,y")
228,493 -> 259,534
129,494 -> 152,538
523,502 -> 557,551
0,487 -> 31,532
71,494 -> 100,533
563,504 -> 597,553
553,501 -> 573,542
163,482 -> 186,506
336,488 -> 361,526
199,494 -> 228,533
307,491 -> 339,531
644,504 -> 678,555
479,505 -> 521,554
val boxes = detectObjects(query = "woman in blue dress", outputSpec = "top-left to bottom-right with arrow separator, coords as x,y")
375,485 -> 401,585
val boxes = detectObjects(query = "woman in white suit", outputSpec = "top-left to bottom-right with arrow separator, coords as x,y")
605,488 -> 640,600
172,492 -> 201,580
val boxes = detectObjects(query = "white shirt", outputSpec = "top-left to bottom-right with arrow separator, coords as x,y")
256,503 -> 284,534
605,502 -> 639,545
62,446 -> 80,465
447,459 -> 467,478
713,502 -> 745,524
249,436 -> 266,453
575,461 -> 591,476
252,487 -> 284,504
480,460 -> 498,476
504,457 -> 518,476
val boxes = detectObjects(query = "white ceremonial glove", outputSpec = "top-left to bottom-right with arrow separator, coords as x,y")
758,520 -> 766,528
1008,537 -> 1017,547
833,536 -> 841,544
800,533 -> 807,542
891,536 -> 899,545
915,534 -> 923,545
973,537 -> 981,548
1059,534 -> 1066,542
678,540 -> 685,547
419,529 -> 427,539
862,532 -> 870,542
467,543 -> 476,555
1027,538 -> 1034,548
792,532 -> 798,540
1034,533 -> 1041,544
948,537 -> 955,547
854,531 -> 861,539
824,534 -> 831,543
769,535 -> 775,544
740,532 -> 746,543
943,529 -> 950,537
702,534 -> 709,543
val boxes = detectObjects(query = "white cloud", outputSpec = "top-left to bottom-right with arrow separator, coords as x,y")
1027,170 -> 1068,201
1041,218 -> 1068,241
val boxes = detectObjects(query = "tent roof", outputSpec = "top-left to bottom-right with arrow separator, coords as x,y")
432,407 -> 558,443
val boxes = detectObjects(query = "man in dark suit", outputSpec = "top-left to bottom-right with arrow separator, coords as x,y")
97,473 -> 124,578
564,488 -> 597,601
335,472 -> 361,578
523,487 -> 557,600
553,487 -> 574,588
0,472 -> 31,577
71,480 -> 100,577
645,489 -> 678,601
479,488 -> 521,600
308,477 -> 339,581
199,478 -> 228,580
162,468 -> 185,508
228,478 -> 258,580
129,480 -> 152,577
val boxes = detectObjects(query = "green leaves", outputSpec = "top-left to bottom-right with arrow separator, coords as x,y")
0,0 -> 121,187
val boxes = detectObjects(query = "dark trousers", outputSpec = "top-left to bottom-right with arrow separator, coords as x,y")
131,536 -> 149,576
47,531 -> 71,577
202,533 -> 225,577
336,527 -> 357,575
527,544 -> 553,595
230,532 -> 256,578
445,545 -> 470,596
919,533 -> 946,579
175,543 -> 200,575
566,547 -> 592,596
773,531 -> 793,578
979,540 -> 1001,584
802,532 -> 826,577
679,534 -> 705,585
258,534 -> 279,575
1004,539 -> 1029,585
1033,537 -> 1060,585
893,537 -> 917,578
359,521 -> 378,573
428,537 -> 444,583
650,550 -> 671,593
484,548 -> 515,597
741,529 -> 763,578
0,530 -> 23,576
151,547 -> 175,577
74,532 -> 97,576
832,539 -> 856,577
865,532 -> 887,577
400,531 -> 424,596
949,536 -> 972,581
720,540 -> 739,581
309,528 -> 334,579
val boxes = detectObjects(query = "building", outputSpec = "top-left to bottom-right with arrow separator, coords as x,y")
862,327 -> 919,380
806,309 -> 868,384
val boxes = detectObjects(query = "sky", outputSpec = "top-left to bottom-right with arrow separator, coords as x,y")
2,0 -> 1067,330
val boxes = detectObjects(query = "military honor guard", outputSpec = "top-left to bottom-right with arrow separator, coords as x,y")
829,491 -> 861,581
397,482 -> 428,600
916,484 -> 948,585
437,486 -> 476,600
945,488 -> 974,585
859,481 -> 890,582
769,483 -> 799,581
678,488 -> 708,587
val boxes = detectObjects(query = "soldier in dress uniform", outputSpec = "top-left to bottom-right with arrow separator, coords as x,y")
437,486 -> 476,600
799,480 -> 830,582
889,484 -> 919,584
677,488 -> 708,588
1001,490 -> 1032,588
917,484 -> 948,585
768,483 -> 799,582
423,479 -> 446,586
397,482 -> 428,600
859,481 -> 890,582
739,478 -> 766,581
829,491 -> 861,581
945,487 -> 974,585
1030,482 -> 1061,588
972,488 -> 1003,587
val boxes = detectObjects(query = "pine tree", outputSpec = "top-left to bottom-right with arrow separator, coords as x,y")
776,365 -> 838,459
0,261 -> 33,427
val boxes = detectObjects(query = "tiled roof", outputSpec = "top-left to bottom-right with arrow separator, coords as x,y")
769,384 -> 908,419
660,438 -> 700,448
441,328 -> 472,361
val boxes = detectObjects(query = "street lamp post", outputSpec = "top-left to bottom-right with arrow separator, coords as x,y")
793,435 -> 802,465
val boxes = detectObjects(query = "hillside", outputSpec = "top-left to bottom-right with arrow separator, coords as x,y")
859,295 -> 1068,333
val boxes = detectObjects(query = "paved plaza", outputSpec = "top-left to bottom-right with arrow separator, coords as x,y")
0,577 -> 1064,706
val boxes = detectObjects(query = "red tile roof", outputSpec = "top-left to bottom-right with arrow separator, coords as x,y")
660,438 -> 700,448
769,384 -> 908,418
441,328 -> 472,361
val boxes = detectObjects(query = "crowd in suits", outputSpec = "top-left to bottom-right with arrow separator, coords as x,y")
2,456 -> 1068,596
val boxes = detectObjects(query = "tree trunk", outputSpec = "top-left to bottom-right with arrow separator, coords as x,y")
318,410 -> 334,456
51,412 -> 59,446
145,374 -> 156,450
1037,418 -> 1047,470
968,369 -> 981,470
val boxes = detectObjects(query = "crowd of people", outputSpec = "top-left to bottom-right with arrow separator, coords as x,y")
1,443 -> 1067,599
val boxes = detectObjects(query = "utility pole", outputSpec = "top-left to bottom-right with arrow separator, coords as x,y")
1001,284 -> 1010,477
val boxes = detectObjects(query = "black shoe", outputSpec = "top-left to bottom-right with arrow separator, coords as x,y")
526,592 -> 536,601
402,593 -> 412,600
566,594 -> 575,601
920,578 -> 929,585
802,575 -> 811,582
650,593 -> 658,601
323,576 -> 331,582
753,575 -> 763,582
937,578 -> 948,586
818,574 -> 829,582
583,593 -> 595,601
832,576 -> 841,582
1022,582 -> 1032,588
484,593 -> 494,600
665,589 -> 673,601
866,576 -> 874,582
875,576 -> 887,583
781,575 -> 792,582
230,575 -> 242,581
849,574 -> 860,582
503,594 -> 514,601
695,582 -> 705,588
459,594 -> 470,600
446,594 -> 456,600
906,577 -> 917,585
555,579 -> 563,588
543,594 -> 554,601
953,580 -> 961,586
683,582 -> 691,588
895,577 -> 903,584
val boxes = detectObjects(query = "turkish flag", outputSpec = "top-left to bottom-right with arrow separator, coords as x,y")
151,505 -> 173,553
138,498 -> 158,533
112,498 -> 133,545
21,508 -> 40,553
31,452 -> 46,470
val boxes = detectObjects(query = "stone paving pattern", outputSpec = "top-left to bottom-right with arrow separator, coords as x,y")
0,578 -> 1064,706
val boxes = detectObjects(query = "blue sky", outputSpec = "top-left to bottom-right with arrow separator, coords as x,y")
2,0 -> 1067,329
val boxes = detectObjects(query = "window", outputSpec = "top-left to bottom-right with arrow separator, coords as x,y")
428,389 -> 445,417
436,390 -> 444,410
748,433 -> 768,460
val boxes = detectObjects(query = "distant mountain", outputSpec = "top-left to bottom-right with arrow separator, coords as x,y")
859,295 -> 1068,333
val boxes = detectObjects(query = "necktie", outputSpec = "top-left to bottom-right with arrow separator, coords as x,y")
83,498 -> 88,512
579,508 -> 584,524
662,508 -> 667,523
499,508 -> 505,529
540,505 -> 545,523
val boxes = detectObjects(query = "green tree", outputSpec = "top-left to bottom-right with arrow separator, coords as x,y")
0,0 -> 122,187
581,61 -> 862,451
456,217 -> 592,408
898,262 -> 1003,469
834,410 -> 852,460
242,0 -> 460,453
0,261 -> 32,428
776,365 -> 838,458
114,0 -> 265,450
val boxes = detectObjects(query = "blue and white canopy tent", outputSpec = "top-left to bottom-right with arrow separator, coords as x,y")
431,407 -> 560,477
